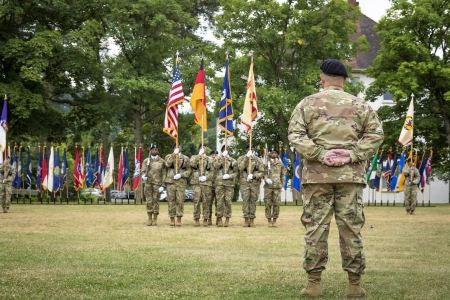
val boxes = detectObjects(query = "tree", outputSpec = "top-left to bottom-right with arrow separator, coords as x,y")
365,0 -> 450,181
214,0 -> 367,160
0,0 -> 111,144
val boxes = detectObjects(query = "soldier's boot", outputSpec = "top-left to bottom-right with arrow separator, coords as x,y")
272,218 -> 277,227
194,219 -> 200,227
176,217 -> 182,227
203,219 -> 208,227
267,218 -> 272,227
224,217 -> 230,227
249,218 -> 255,227
410,211 -> 415,215
347,272 -> 366,298
170,217 -> 175,227
300,271 -> 323,298
152,214 -> 158,226
215,218 -> 219,225
217,217 -> 223,227
147,213 -> 153,226
208,219 -> 213,226
243,218 -> 249,227
2,207 -> 7,213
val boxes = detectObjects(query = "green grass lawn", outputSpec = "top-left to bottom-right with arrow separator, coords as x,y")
1,203 -> 450,299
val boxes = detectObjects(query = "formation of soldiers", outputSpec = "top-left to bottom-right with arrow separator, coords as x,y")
141,143 -> 286,227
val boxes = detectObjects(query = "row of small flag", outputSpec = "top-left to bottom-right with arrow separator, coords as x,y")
3,146 -> 145,193
366,149 -> 432,192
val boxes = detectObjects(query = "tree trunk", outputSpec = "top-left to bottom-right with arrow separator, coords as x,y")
133,104 -> 143,146
102,126 -> 111,202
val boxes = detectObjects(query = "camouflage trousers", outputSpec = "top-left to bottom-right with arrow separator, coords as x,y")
264,188 -> 280,219
0,183 -> 13,208
167,183 -> 185,218
404,185 -> 418,213
208,188 -> 216,220
241,183 -> 260,219
301,183 -> 366,275
144,184 -> 161,215
192,185 -> 212,220
216,185 -> 234,218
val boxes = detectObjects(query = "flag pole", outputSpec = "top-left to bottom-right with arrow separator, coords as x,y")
248,52 -> 254,174
200,52 -> 205,176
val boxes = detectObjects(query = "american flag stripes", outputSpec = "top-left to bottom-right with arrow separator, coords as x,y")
163,59 -> 185,139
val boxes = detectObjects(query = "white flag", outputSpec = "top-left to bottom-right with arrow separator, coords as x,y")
47,146 -> 54,192
398,98 -> 414,146
102,147 -> 114,189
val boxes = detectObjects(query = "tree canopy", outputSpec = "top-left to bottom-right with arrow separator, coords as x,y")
365,0 -> 450,180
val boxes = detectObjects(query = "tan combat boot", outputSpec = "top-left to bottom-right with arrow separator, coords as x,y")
243,218 -> 249,227
208,219 -> 213,225
176,216 -> 182,227
268,218 -> 272,227
272,218 -> 277,227
217,217 -> 223,227
300,271 -> 323,298
347,272 -> 366,298
194,219 -> 200,227
147,213 -> 153,226
215,218 -> 218,225
203,219 -> 208,227
249,218 -> 255,227
2,207 -> 7,213
170,217 -> 175,227
224,217 -> 230,227
152,214 -> 158,226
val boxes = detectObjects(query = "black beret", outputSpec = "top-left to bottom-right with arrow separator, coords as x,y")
209,150 -> 218,155
245,144 -> 254,150
320,59 -> 348,78
269,147 -> 278,153
150,144 -> 158,150
173,142 -> 181,148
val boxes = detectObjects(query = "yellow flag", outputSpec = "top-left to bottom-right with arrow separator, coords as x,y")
398,99 -> 414,146
241,60 -> 258,134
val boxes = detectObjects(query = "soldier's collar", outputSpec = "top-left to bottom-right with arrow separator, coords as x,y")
324,86 -> 344,91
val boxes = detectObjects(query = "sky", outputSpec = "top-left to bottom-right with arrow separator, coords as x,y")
358,0 -> 392,22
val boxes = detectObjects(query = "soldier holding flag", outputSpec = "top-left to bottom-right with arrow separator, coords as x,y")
141,144 -> 166,226
1,156 -> 15,213
263,147 -> 286,227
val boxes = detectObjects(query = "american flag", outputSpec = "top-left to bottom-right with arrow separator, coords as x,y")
163,60 -> 185,139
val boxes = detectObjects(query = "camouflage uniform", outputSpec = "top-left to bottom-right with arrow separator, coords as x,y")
402,166 -> 420,214
190,155 -> 215,221
263,158 -> 287,220
213,155 -> 237,218
288,86 -> 384,275
165,154 -> 191,218
208,167 -> 217,223
141,156 -> 166,216
0,163 -> 16,211
237,155 -> 264,220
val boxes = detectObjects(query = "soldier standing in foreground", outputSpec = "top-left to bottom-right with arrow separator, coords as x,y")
0,157 -> 16,213
402,158 -> 420,215
213,145 -> 237,227
141,144 -> 166,226
164,143 -> 191,227
263,147 -> 286,227
190,145 -> 215,227
237,145 -> 264,227
288,59 -> 384,298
